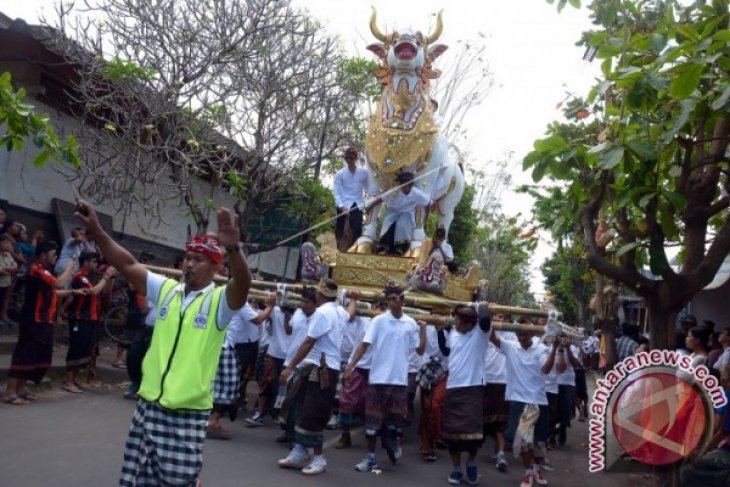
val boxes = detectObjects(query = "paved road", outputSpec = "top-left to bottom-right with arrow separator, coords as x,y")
0,382 -> 643,487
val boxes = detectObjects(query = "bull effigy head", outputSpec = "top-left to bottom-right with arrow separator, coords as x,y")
367,7 -> 448,84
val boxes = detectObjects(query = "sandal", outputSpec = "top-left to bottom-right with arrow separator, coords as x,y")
19,392 -> 38,401
3,396 -> 30,405
62,384 -> 83,394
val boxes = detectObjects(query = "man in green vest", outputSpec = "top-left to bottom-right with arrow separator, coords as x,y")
74,199 -> 251,487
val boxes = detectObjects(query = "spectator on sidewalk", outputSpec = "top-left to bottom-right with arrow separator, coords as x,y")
0,235 -> 19,325
1,219 -> 25,326
3,241 -> 77,405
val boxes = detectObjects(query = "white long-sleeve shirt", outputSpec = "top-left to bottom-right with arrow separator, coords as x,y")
333,166 -> 368,209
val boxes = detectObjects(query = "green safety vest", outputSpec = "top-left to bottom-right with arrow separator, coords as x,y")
138,278 -> 227,410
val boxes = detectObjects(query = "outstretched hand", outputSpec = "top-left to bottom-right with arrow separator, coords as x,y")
73,199 -> 103,240
209,208 -> 240,250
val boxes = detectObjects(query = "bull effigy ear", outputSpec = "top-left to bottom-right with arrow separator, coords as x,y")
427,44 -> 448,62
425,10 -> 443,45
369,7 -> 387,42
366,43 -> 387,59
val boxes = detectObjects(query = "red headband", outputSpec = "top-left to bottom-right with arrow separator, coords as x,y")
185,236 -> 224,265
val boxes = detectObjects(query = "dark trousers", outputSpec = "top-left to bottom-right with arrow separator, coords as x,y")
335,203 -> 363,242
127,327 -> 153,385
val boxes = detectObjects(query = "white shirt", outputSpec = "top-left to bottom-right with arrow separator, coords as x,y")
364,310 -> 420,386
540,345 -> 559,394
341,314 -> 367,363
556,345 -> 579,386
265,306 -> 289,360
226,303 -> 261,344
285,308 -> 311,367
715,348 -> 730,371
425,326 -> 448,370
431,241 -> 454,262
146,272 -> 233,331
446,325 -> 491,389
334,166 -> 369,209
497,339 -> 549,405
382,186 -> 431,213
484,331 -> 513,384
349,317 -> 374,369
303,301 -> 345,370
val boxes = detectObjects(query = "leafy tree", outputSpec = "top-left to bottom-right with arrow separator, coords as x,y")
541,245 -> 595,327
525,0 -> 730,348
0,72 -> 79,167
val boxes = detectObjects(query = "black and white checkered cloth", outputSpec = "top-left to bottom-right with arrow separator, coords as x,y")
119,399 -> 209,486
213,344 -> 240,405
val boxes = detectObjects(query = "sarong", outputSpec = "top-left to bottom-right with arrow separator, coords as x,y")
294,367 -> 339,448
8,321 -> 53,384
419,376 -> 447,452
257,355 -> 284,415
119,399 -> 209,487
483,383 -> 509,424
442,385 -> 485,452
339,367 -> 369,426
212,344 -> 240,406
365,384 -> 409,436
66,319 -> 96,369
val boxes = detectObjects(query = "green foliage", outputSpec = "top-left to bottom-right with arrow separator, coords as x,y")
0,72 -> 80,168
102,57 -> 158,83
524,0 -> 730,270
338,57 -> 381,104
283,175 -> 336,240
471,212 -> 536,308
445,185 -> 479,268
541,245 -> 595,326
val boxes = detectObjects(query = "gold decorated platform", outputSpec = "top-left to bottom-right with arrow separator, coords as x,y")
331,250 -> 478,302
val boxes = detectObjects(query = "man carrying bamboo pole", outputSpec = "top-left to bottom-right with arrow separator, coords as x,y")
346,283 -> 427,472
491,319 -> 558,487
277,279 -> 346,475
74,199 -> 252,487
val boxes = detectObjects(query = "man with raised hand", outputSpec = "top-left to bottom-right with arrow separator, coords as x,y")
74,199 -> 251,487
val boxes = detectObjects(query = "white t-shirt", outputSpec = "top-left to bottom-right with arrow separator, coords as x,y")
446,325 -> 491,389
266,306 -> 289,360
285,308 -> 311,367
484,331 -> 514,384
225,303 -> 261,343
342,314 -> 367,363
431,242 -> 454,262
540,344 -> 559,395
349,317 -> 374,369
334,166 -> 369,209
382,186 -> 431,213
497,339 -> 549,405
364,310 -> 420,386
145,272 -> 233,331
425,326 -> 448,370
556,345 -> 579,387
303,301 -> 345,370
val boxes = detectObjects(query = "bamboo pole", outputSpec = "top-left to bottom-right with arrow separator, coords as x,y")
145,265 -> 552,318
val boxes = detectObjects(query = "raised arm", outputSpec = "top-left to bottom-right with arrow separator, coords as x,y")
74,200 -> 147,293
250,294 -> 276,324
213,208 -> 251,311
542,340 -> 560,374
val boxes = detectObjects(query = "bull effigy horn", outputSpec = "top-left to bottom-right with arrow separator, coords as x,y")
369,6 -> 387,42
425,9 -> 443,45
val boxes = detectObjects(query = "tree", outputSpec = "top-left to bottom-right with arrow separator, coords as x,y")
524,0 -> 730,349
44,0 -> 369,243
0,71 -> 79,168
541,245 -> 595,327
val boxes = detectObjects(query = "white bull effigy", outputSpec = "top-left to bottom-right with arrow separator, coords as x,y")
351,8 -> 465,255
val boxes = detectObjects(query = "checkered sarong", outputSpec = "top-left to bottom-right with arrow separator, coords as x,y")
119,399 -> 209,486
213,344 -> 240,405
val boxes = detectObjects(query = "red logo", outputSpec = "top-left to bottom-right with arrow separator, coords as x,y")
611,371 -> 709,466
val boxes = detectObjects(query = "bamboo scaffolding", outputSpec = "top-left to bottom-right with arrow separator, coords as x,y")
146,265 -> 553,318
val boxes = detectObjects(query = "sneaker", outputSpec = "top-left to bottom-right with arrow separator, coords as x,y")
465,463 -> 480,485
278,450 -> 311,469
448,470 -> 463,485
302,457 -> 327,475
424,453 -> 437,463
520,473 -> 534,487
123,383 -> 139,400
394,444 -> 403,460
334,433 -> 352,449
496,452 -> 508,472
326,414 -> 339,430
354,458 -> 379,472
246,412 -> 264,427
206,424 -> 232,440
382,435 -> 397,465
533,468 -> 548,486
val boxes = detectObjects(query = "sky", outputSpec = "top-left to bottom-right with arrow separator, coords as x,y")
3,0 -> 601,297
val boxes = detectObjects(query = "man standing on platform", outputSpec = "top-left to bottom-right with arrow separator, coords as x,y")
74,199 -> 251,487
334,147 -> 368,250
